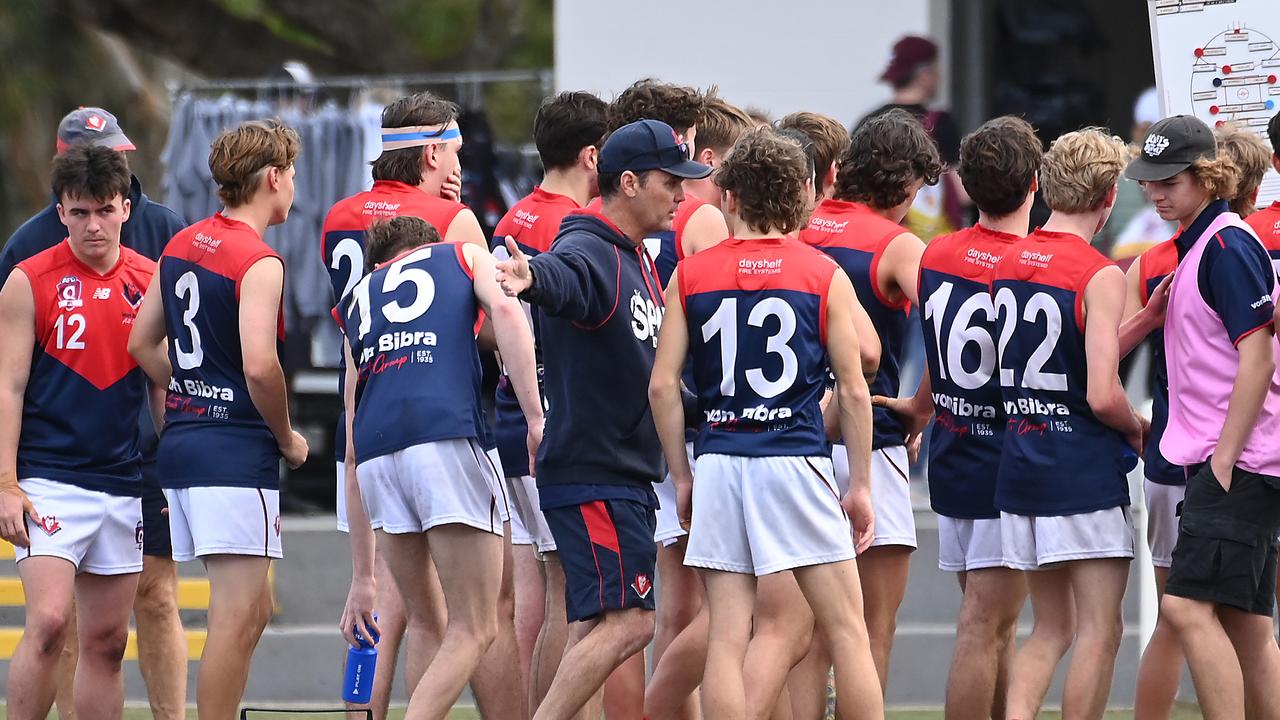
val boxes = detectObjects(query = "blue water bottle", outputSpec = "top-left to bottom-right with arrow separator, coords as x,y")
342,615 -> 379,704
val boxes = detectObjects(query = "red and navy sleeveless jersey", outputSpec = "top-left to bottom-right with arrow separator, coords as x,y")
489,187 -> 578,476
1244,201 -> 1280,276
337,242 -> 485,464
992,230 -> 1130,516
15,242 -> 154,496
1136,238 -> 1182,485
158,214 -> 284,489
917,225 -> 1019,519
679,237 -> 837,457
799,198 -> 909,449
645,195 -> 708,287
321,180 -> 469,461
321,180 -> 467,309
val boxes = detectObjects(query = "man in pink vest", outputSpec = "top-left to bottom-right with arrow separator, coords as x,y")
1128,114 -> 1280,720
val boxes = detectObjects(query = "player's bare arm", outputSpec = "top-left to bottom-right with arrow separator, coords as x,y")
444,208 -> 490,251
879,230 -> 927,306
1082,265 -> 1144,451
1210,326 -> 1277,490
239,256 -> 308,468
467,244 -> 544,468
680,203 -> 729,256
128,271 -> 174,387
1118,260 -> 1171,357
338,339 -> 380,649
649,272 -> 693,521
0,270 -> 38,546
826,268 -> 876,552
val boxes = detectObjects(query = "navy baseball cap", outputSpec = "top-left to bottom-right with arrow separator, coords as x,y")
56,107 -> 135,154
599,119 -> 712,179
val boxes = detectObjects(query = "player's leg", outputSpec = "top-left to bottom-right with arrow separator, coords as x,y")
72,571 -> 141,720
644,602 -> 709,720
783,631 -> 830,720
534,608 -> 656,720
742,572 -> 814,720
791,559 -> 884,720
1219,605 -> 1280,720
1135,566 -> 1182,720
8,556 -> 77,720
513,542 -> 545,677
398,523 -> 503,720
470,521 -> 529,719
531,552 -> 568,709
699,570 -> 757,720
854,545 -> 910,690
835,444 -> 914,693
400,554 -> 447,695
366,548 -> 408,720
654,540 -> 703,661
510,474 -> 547,693
134,463 -> 186,720
198,555 -> 273,720
1060,558 -> 1128,719
603,650 -> 646,720
1004,565 -> 1074,719
945,566 -> 1026,720
133,555 -> 187,720
1135,477 -> 1185,720
1161,595 -> 1244,719
55,605 -> 79,720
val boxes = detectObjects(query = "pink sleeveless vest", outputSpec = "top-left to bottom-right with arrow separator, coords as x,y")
1161,211 -> 1280,476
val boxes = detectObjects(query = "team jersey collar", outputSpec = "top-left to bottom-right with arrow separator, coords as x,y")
211,211 -> 262,238
726,235 -> 788,247
371,179 -> 420,196
530,186 -> 581,208
816,198 -> 875,216
58,237 -> 127,279
972,222 -> 1023,244
1029,228 -> 1089,246
1173,199 -> 1229,255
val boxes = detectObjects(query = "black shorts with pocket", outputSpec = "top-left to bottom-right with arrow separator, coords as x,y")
1165,461 -> 1280,616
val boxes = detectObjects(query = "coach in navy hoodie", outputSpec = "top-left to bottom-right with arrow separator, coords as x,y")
497,118 -> 710,716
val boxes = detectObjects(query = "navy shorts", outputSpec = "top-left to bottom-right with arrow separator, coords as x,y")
140,455 -> 172,558
544,498 -> 657,622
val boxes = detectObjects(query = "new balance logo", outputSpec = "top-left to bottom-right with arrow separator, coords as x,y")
93,287 -> 111,300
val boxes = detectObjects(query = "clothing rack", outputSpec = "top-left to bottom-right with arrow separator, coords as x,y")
168,68 -> 553,100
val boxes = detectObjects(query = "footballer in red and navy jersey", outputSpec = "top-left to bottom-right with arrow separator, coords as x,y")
679,236 -> 837,457
15,242 -> 155,495
992,230 -> 1131,516
157,213 -> 284,490
916,224 -> 1019,519
337,241 -> 487,463
799,198 -> 911,450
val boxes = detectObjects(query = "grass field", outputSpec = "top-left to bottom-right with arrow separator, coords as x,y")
4,704 -> 1206,719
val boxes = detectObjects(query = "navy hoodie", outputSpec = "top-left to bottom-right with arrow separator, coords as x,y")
522,209 -> 667,492
1,175 -> 187,459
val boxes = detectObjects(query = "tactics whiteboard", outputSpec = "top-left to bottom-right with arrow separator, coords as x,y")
1149,0 -> 1280,204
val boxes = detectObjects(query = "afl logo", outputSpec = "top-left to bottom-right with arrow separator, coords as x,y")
57,275 -> 84,310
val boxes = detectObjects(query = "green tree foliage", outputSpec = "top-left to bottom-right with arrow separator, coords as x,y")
0,0 -> 553,237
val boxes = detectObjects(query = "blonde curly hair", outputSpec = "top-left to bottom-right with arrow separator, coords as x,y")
1212,125 -> 1261,214
1039,128 -> 1129,213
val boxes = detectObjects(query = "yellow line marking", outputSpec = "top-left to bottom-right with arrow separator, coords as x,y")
0,627 -> 206,660
1,577 -> 214,609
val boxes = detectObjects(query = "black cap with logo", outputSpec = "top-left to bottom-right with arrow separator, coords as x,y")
1124,114 -> 1216,182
